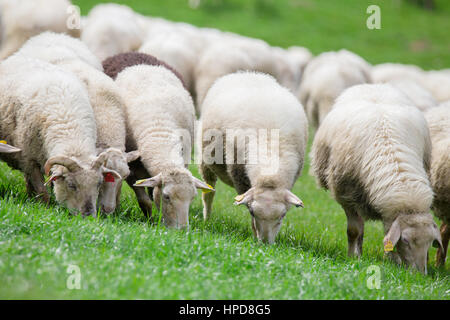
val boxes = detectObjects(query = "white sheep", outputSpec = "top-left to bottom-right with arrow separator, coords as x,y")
19,32 -> 103,70
16,32 -> 138,213
0,0 -> 79,59
198,72 -> 307,244
310,83 -> 443,274
194,43 -> 255,111
81,3 -> 147,61
388,79 -> 437,112
114,62 -> 213,228
371,63 -> 450,103
371,62 -> 425,84
139,31 -> 197,95
298,49 -> 372,128
0,55 -> 108,216
424,103 -> 450,266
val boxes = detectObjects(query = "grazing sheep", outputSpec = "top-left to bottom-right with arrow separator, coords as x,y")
112,59 -> 212,228
310,83 -> 443,274
139,31 -> 197,95
371,63 -> 450,103
16,33 -> 139,214
194,43 -> 255,112
388,79 -> 437,112
423,71 -> 450,103
285,46 -> 313,91
0,0 -> 79,59
271,47 -> 298,93
298,49 -> 372,128
0,56 -> 108,216
198,72 -> 307,244
425,104 -> 450,266
371,63 -> 425,84
18,32 -> 103,71
81,3 -> 147,61
102,52 -> 185,89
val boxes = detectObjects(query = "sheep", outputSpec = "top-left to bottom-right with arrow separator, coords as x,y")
139,31 -> 197,95
424,104 -> 450,266
371,63 -> 450,103
109,55 -> 213,228
0,55 -> 109,216
18,32 -> 103,71
194,43 -> 255,112
298,49 -> 372,128
15,32 -> 139,214
423,71 -> 450,103
310,83 -> 443,274
81,3 -> 147,61
371,63 -> 425,84
198,72 -> 307,244
285,46 -> 313,90
102,52 -> 185,88
194,36 -> 303,111
388,79 -> 437,112
0,0 -> 79,59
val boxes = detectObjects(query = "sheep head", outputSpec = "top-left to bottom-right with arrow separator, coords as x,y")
134,169 -> 214,229
44,154 -> 115,217
234,186 -> 304,244
383,213 -> 443,275
95,148 -> 140,214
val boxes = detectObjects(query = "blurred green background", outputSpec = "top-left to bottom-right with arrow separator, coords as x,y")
74,0 -> 450,69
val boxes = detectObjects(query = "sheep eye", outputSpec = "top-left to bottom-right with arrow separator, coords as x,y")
163,193 -> 170,201
401,237 -> 410,246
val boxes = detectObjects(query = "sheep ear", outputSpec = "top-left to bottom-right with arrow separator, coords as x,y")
102,167 -> 122,182
0,141 -> 20,153
134,173 -> 162,188
234,188 -> 254,206
126,151 -> 140,163
285,190 -> 304,208
383,219 -> 402,252
193,177 -> 215,192
44,167 -> 64,186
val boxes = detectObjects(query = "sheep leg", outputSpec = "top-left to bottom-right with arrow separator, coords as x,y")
199,164 -> 217,220
436,222 -> 449,267
126,160 -> 153,218
25,165 -> 49,204
345,208 -> 364,257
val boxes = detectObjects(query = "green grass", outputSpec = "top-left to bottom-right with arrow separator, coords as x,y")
1,0 -> 449,299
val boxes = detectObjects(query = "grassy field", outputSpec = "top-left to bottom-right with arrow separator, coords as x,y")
0,0 -> 449,299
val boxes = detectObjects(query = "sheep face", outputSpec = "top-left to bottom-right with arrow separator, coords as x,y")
134,170 -> 214,229
384,213 -> 443,274
97,149 -> 139,214
44,156 -> 108,217
234,187 -> 304,244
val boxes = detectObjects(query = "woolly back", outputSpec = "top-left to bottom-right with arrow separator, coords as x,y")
320,84 -> 433,215
102,52 -> 186,88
